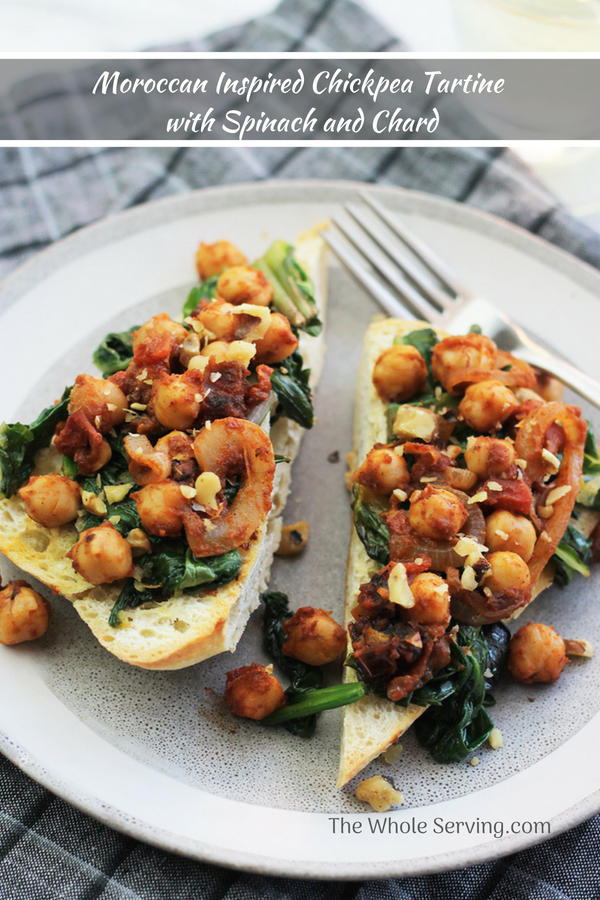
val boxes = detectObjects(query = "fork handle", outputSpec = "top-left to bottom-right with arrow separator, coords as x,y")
518,346 -> 600,411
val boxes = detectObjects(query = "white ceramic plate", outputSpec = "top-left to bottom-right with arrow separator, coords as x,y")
1,181 -> 600,880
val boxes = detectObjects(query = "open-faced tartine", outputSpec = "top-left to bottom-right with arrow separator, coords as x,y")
0,228 -> 327,670
339,318 -> 599,786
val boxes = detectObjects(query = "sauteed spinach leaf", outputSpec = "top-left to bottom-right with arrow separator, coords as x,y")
553,523 -> 592,586
413,625 -> 495,763
578,421 -> 600,510
262,591 -> 323,737
109,547 -> 242,627
0,386 -> 71,499
93,326 -> 137,377
76,496 -> 141,538
351,484 -> 390,566
182,276 -> 219,317
270,350 -> 314,429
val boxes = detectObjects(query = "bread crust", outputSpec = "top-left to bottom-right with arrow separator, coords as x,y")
339,320 -> 437,787
338,318 -> 599,787
0,228 -> 327,670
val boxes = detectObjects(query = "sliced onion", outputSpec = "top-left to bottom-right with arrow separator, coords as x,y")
450,588 -> 530,625
123,433 -> 171,485
515,401 -> 587,586
246,390 -> 278,426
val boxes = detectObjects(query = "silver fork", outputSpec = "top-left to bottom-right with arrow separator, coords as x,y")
322,191 -> 600,410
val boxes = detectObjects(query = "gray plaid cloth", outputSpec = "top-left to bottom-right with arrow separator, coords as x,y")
2,1 -> 600,898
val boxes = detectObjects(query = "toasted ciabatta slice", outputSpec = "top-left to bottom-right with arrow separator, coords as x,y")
338,318 -> 598,787
0,228 -> 327,670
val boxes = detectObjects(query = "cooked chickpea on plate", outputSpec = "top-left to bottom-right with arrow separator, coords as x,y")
0,229 -> 597,797
220,318 -> 599,798
0,231 -> 327,667
337,320 -> 599,787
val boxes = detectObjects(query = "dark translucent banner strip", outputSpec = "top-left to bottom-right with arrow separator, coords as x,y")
0,58 -> 598,142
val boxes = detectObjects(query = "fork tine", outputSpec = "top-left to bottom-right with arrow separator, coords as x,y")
345,202 -> 453,312
321,229 -> 418,320
330,216 -> 441,323
359,191 -> 473,300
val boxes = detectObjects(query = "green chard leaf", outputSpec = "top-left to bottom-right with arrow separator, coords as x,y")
182,276 -> 219,317
76,495 -> 141,538
553,523 -> 592,586
263,683 -> 369,726
351,484 -> 390,566
108,580 -> 155,627
181,549 -> 242,591
262,591 -> 323,737
109,545 -> 242,627
583,421 -> 600,477
0,386 -> 71,499
414,625 -> 495,763
270,350 -> 314,430
254,241 -> 320,333
93,327 -> 137,377
577,421 -> 600,509
61,455 -> 78,479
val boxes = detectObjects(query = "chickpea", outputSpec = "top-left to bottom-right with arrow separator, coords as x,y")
508,622 -> 566,683
282,607 -> 347,666
408,486 -> 469,541
513,388 -> 544,405
123,434 -> 171,486
464,436 -> 516,479
19,474 -> 81,527
372,345 -> 427,402
253,312 -> 299,365
67,523 -> 133,585
225,662 -> 287,720
459,380 -> 517,433
485,510 -> 536,562
432,334 -> 497,393
195,300 -> 239,341
68,374 -> 127,430
132,481 -> 188,537
514,388 -> 543,404
0,581 -> 50,645
196,240 -> 247,280
132,313 -> 187,354
216,266 -> 274,307
199,340 -> 230,364
535,373 -> 563,403
483,551 -> 530,593
152,372 -> 204,431
409,573 -> 451,626
154,431 -> 194,461
353,446 -> 409,496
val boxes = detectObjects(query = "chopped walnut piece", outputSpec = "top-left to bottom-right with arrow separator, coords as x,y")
355,776 -> 404,812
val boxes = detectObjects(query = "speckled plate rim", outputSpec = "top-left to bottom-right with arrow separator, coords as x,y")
1,179 -> 600,881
